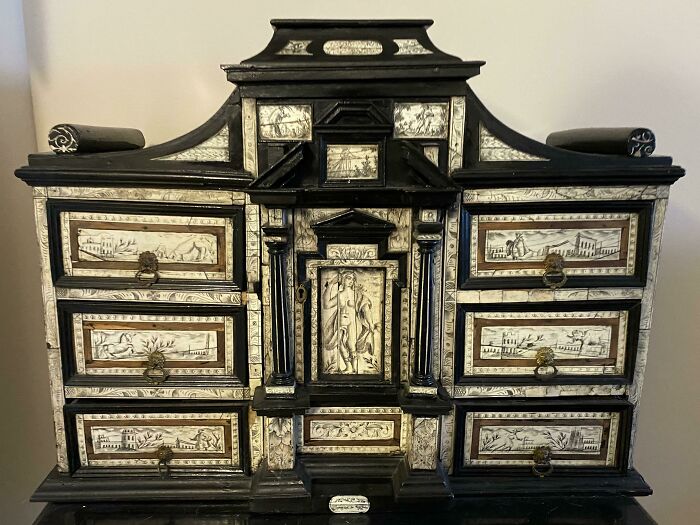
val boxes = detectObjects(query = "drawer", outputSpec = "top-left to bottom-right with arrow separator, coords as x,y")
66,402 -> 249,475
459,201 -> 653,289
454,399 -> 631,476
455,301 -> 640,383
299,407 -> 408,455
47,200 -> 245,288
58,301 -> 247,389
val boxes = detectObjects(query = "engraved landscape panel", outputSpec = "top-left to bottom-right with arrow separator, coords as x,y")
326,145 -> 379,181
74,313 -> 232,376
393,102 -> 449,139
62,212 -> 232,280
471,213 -> 638,277
320,268 -> 384,376
76,412 -> 239,467
464,412 -> 619,466
258,104 -> 312,141
465,310 -> 627,375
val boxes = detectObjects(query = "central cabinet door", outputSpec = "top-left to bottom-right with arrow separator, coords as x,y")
293,208 -> 411,387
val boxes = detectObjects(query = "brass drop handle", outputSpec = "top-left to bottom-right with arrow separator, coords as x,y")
143,350 -> 169,384
532,446 -> 553,477
542,253 -> 567,289
135,251 -> 160,286
534,347 -> 558,381
157,445 -> 174,478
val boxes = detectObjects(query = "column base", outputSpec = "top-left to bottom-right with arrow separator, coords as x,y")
249,460 -> 312,513
252,385 -> 309,416
394,461 -> 453,506
398,383 -> 453,415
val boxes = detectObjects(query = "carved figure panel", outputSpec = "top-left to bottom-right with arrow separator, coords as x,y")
258,104 -> 312,141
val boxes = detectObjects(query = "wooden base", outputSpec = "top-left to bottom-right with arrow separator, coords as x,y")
32,463 -> 652,509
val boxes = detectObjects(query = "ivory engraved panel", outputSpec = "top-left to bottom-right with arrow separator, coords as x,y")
308,260 -> 398,382
463,310 -> 628,376
410,417 -> 439,470
276,40 -> 312,55
156,125 -> 229,162
56,288 -> 243,305
326,145 -> 379,181
323,40 -> 382,55
470,212 -> 638,277
393,103 -> 449,139
64,386 -> 250,400
319,268 -> 385,376
300,407 -> 408,454
393,39 -> 432,55
76,412 -> 240,468
257,104 -> 312,141
479,125 -> 547,162
72,313 -> 234,376
266,417 -> 294,470
453,384 -> 627,398
463,411 -> 619,467
463,185 -> 669,204
447,97 -> 466,172
44,186 -> 246,205
61,212 -> 234,280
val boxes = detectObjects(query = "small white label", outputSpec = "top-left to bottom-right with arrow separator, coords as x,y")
329,495 -> 370,514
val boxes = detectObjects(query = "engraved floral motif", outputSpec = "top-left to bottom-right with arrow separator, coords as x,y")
267,417 -> 294,470
309,420 -> 394,441
410,418 -> 439,470
48,125 -> 79,153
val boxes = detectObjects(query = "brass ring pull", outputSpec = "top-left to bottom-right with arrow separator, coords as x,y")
135,251 -> 160,286
157,445 -> 174,479
532,446 -> 553,478
542,253 -> 567,289
534,347 -> 558,381
143,350 -> 169,384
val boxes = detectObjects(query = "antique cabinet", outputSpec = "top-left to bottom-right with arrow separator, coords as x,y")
16,19 -> 683,513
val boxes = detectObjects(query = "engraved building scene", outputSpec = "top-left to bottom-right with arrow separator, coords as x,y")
15,19 -> 683,512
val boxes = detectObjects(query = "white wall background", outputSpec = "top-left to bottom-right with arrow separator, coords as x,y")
1,0 -> 698,522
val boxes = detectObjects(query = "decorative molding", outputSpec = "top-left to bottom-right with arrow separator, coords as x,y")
479,125 -> 547,162
453,384 -> 627,398
308,420 -> 394,441
64,386 -> 250,399
464,185 -> 669,204
56,287 -> 243,305
410,417 -> 439,470
156,126 -> 229,162
44,186 -> 246,205
455,287 -> 643,305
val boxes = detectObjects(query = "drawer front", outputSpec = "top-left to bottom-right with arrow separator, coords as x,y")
454,401 -> 630,474
72,408 -> 246,471
59,301 -> 247,386
455,301 -> 640,381
459,202 -> 652,289
300,407 -> 407,454
48,200 -> 245,287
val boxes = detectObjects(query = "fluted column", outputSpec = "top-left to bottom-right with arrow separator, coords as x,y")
263,223 -> 295,390
411,218 -> 443,391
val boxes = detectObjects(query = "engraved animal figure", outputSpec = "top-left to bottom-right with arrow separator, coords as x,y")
93,333 -> 135,359
505,233 -> 531,260
322,271 -> 379,374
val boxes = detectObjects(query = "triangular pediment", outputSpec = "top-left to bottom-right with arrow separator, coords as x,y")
315,102 -> 393,131
312,209 -> 396,242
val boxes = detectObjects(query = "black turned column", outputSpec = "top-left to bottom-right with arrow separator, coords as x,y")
263,225 -> 295,387
411,222 -> 443,388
